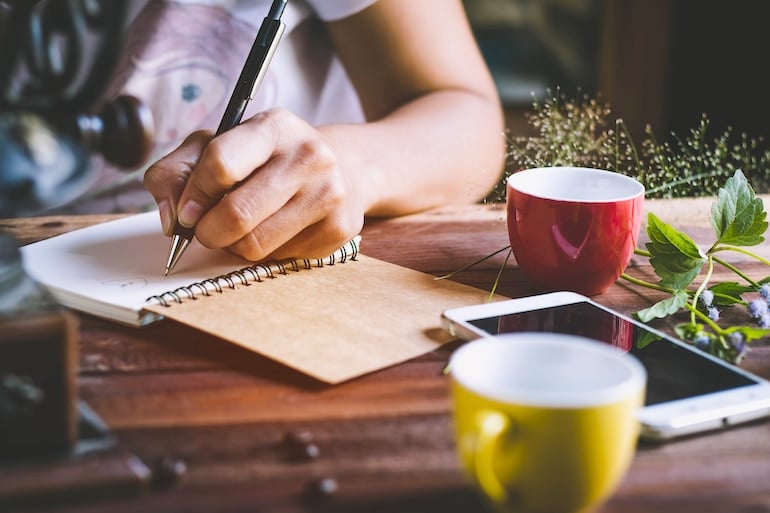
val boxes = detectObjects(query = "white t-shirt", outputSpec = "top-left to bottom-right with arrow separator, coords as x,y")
56,0 -> 378,214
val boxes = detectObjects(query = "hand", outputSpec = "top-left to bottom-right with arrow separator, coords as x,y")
144,108 -> 364,261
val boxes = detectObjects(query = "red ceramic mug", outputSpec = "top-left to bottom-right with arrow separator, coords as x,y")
506,167 -> 645,296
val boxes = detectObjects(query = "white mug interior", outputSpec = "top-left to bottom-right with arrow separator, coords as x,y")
507,167 -> 645,202
449,333 -> 647,408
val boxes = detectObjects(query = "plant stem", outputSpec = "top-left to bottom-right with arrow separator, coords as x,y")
691,257 -> 715,325
645,170 -> 731,196
616,119 -> 642,170
712,244 -> 770,266
712,255 -> 759,287
434,245 -> 511,280
683,302 -> 729,348
712,291 -> 748,306
619,272 -> 672,293
488,248 -> 512,301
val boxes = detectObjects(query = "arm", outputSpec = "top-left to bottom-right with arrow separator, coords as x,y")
323,0 -> 505,216
143,0 -> 504,261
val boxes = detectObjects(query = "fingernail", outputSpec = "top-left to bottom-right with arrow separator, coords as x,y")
178,200 -> 204,228
159,200 -> 174,235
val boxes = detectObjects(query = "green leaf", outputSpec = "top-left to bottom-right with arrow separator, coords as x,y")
674,323 -> 704,341
645,213 -> 706,289
635,290 -> 689,322
722,325 -> 770,343
710,170 -> 768,247
707,281 -> 755,306
711,341 -> 742,364
636,330 -> 663,349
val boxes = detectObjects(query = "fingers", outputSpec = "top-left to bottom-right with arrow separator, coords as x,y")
248,216 -> 363,262
191,109 -> 356,257
143,131 -> 212,235
221,177 -> 360,261
195,126 -> 341,247
195,144 -> 361,260
176,110 -> 280,228
146,108 -> 364,262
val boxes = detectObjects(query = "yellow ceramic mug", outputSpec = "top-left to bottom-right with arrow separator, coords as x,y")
449,333 -> 646,513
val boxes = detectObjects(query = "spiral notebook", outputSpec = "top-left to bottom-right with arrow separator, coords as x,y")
20,211 -> 495,383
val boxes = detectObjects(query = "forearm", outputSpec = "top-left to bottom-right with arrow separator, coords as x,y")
320,88 -> 505,217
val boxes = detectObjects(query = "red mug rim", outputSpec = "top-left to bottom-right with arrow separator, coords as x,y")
507,167 -> 645,203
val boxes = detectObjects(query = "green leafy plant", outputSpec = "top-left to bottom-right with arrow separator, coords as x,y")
624,170 -> 770,364
452,91 -> 770,365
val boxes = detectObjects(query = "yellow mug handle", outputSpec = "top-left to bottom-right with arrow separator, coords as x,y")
474,410 -> 514,504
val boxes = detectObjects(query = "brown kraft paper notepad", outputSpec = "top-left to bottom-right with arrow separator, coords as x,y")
21,212 -> 500,383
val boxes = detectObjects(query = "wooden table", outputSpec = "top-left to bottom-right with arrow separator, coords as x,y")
1,198 -> 769,513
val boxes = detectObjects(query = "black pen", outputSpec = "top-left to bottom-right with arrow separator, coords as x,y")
164,0 -> 287,275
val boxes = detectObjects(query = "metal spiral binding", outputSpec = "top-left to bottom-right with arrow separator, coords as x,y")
146,237 -> 360,307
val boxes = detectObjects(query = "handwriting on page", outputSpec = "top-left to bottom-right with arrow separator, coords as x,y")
101,278 -> 149,289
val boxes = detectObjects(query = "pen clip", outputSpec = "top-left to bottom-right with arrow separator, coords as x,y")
250,22 -> 285,100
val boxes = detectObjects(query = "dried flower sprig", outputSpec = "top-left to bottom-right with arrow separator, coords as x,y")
487,89 -> 770,202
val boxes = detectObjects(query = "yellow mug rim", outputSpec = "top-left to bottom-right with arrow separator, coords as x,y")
449,333 -> 647,409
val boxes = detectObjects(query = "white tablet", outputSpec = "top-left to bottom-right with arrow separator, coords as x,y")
442,291 -> 770,441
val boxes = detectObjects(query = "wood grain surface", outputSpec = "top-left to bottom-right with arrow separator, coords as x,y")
0,197 -> 768,513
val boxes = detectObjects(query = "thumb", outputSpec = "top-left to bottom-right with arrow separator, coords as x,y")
143,131 -> 212,235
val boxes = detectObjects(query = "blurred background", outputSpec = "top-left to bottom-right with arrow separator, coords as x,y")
463,0 -> 770,144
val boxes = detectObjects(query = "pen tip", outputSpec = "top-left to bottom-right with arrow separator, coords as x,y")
165,233 -> 192,277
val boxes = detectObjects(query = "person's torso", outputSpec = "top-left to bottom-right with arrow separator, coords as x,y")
54,0 -> 376,214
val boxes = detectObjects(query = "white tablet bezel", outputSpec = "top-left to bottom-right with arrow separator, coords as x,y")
442,291 -> 770,441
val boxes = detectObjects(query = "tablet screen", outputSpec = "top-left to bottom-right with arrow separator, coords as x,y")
468,300 -> 758,405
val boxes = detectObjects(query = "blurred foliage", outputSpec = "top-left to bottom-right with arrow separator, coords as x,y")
487,90 -> 770,201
